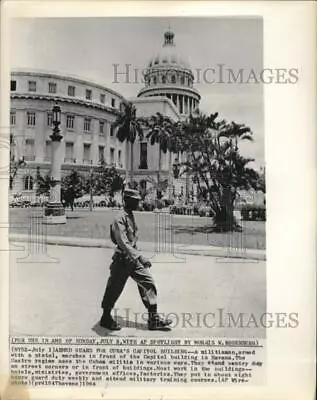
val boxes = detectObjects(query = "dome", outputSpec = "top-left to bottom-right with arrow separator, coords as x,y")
147,30 -> 191,71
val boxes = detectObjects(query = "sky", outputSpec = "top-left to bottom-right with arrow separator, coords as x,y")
10,17 -> 264,168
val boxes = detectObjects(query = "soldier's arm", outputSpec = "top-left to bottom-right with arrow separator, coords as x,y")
112,217 -> 141,261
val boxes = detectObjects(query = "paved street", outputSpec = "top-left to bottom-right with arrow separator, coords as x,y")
10,243 -> 266,338
9,207 -> 266,250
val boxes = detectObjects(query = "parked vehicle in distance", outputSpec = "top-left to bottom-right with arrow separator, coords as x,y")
240,204 -> 266,221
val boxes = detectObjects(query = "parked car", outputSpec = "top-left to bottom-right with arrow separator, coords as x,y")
198,204 -> 213,217
74,194 -> 91,208
241,204 -> 266,221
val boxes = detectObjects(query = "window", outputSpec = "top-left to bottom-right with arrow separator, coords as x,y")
99,121 -> 104,135
110,148 -> 115,164
84,118 -> 91,132
25,139 -> 35,161
86,89 -> 92,100
11,80 -> 16,91
65,142 -> 74,163
181,76 -> 185,85
111,98 -> 116,108
139,142 -> 148,169
110,124 -> 115,137
24,175 -> 34,191
10,112 -> 16,126
68,85 -> 75,96
98,146 -> 105,163
47,112 -> 53,126
118,150 -> 122,167
66,115 -> 75,129
153,77 -> 157,85
162,75 -> 167,84
100,93 -> 105,104
83,144 -> 91,163
171,75 -> 176,84
48,82 -> 57,93
27,112 -> 36,126
28,81 -> 36,92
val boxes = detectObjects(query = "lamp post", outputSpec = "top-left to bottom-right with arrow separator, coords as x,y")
89,160 -> 94,212
44,103 -> 66,224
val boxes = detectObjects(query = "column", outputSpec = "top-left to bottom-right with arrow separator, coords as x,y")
91,119 -> 98,164
189,98 -> 192,114
182,96 -> 185,115
105,121 -> 111,164
74,116 -> 83,164
35,112 -> 45,162
176,95 -> 179,112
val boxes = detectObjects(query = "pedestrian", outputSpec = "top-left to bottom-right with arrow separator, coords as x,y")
100,188 -> 172,331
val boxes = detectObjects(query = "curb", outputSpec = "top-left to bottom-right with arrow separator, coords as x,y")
8,233 -> 266,261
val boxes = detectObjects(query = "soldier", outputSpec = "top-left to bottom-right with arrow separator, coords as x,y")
100,188 -> 172,331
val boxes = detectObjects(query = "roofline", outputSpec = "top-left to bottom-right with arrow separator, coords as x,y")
10,93 -> 123,115
11,69 -> 127,102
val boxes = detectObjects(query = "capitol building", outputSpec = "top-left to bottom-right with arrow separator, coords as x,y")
10,30 -> 200,200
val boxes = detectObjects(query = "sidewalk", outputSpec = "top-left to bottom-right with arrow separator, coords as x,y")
9,232 -> 266,261
9,242 -> 266,339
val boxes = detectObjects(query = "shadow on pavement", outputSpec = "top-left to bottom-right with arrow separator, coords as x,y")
171,224 -> 213,235
92,315 -> 149,336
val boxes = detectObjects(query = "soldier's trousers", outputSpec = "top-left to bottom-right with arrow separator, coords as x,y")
101,253 -> 157,312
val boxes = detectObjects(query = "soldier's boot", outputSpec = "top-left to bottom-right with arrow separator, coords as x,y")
147,305 -> 173,331
100,309 -> 121,331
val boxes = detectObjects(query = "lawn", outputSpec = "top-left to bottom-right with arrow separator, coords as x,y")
9,207 -> 266,250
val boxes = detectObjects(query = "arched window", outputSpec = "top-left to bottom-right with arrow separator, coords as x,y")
181,76 -> 185,84
162,75 -> 166,84
24,175 -> 34,191
171,75 -> 176,84
153,76 -> 157,85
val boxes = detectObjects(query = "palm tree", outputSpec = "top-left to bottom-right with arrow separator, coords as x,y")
174,111 -> 258,231
114,102 -> 144,184
145,112 -> 179,199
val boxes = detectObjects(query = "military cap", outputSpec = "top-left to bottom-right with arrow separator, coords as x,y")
123,188 -> 141,200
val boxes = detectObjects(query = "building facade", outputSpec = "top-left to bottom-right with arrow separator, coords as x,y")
10,70 -> 127,193
10,30 -> 200,202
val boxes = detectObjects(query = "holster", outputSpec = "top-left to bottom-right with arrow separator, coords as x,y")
112,251 -> 136,267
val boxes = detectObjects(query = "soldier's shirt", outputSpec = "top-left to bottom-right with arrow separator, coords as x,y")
112,209 -> 141,262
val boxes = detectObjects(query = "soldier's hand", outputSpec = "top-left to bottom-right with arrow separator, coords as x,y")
138,255 -> 152,268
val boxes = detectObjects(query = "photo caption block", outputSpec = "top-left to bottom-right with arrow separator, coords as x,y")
10,336 -> 265,386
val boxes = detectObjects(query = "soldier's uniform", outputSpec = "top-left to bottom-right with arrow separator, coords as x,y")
100,189 -> 171,331
101,207 -> 157,312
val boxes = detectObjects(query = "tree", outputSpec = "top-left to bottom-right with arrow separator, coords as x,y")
257,166 -> 266,194
91,164 -> 124,198
175,111 -> 259,232
114,102 -> 144,182
61,170 -> 85,211
36,167 -> 54,196
36,168 -> 85,210
145,112 -> 180,199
